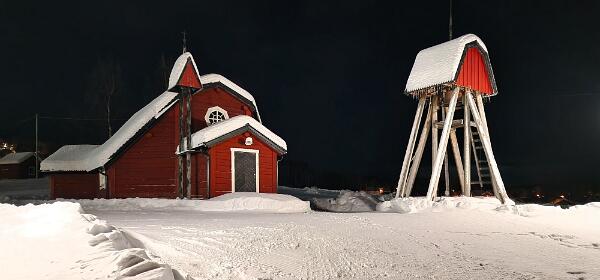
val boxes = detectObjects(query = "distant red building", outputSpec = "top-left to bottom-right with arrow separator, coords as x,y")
0,152 -> 36,179
42,53 -> 286,199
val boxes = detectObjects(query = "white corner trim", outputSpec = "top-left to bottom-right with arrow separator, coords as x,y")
204,106 -> 229,125
230,148 -> 260,193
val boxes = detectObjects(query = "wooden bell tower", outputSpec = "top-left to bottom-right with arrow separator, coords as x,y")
168,46 -> 203,199
396,34 -> 512,204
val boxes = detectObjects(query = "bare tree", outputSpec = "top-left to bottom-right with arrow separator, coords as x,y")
85,57 -> 122,138
159,53 -> 170,89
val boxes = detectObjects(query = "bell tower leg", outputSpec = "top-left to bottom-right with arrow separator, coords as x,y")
396,97 -> 426,198
403,99 -> 432,197
463,90 -> 472,196
441,108 -> 451,196
431,97 -> 439,176
466,92 -> 511,204
449,129 -> 465,194
426,88 -> 459,201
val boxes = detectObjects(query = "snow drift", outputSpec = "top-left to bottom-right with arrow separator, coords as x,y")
0,202 -> 192,280
73,192 -> 311,213
377,196 -> 504,213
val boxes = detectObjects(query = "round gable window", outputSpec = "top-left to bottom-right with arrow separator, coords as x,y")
205,106 -> 229,125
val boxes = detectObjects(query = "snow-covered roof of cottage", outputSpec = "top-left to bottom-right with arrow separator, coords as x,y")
0,152 -> 34,165
184,115 -> 287,154
405,34 -> 488,94
40,145 -> 98,171
41,91 -> 178,172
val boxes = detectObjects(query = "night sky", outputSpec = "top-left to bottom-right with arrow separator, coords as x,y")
2,1 -> 600,193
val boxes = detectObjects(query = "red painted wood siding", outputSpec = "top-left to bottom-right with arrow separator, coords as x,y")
190,87 -> 253,132
100,83 -> 259,199
456,47 -> 494,95
207,132 -> 278,198
50,173 -> 98,199
191,154 -> 209,198
177,60 -> 202,89
107,106 -> 179,198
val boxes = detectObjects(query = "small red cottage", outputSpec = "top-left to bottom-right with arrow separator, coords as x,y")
0,152 -> 37,179
41,52 -> 287,199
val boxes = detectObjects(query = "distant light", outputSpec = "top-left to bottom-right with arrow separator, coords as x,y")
560,195 -> 565,198
378,187 -> 384,194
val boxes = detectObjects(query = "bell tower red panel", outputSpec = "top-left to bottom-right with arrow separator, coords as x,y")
456,48 -> 493,95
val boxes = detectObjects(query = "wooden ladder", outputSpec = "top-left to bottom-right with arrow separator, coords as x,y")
470,129 -> 493,195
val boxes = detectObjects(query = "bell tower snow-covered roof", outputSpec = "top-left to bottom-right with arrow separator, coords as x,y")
168,52 -> 203,92
405,34 -> 498,96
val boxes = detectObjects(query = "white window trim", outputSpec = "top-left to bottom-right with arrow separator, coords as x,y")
205,106 -> 229,125
230,148 -> 260,193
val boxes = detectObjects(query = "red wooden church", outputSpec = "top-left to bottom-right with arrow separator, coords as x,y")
41,53 -> 287,199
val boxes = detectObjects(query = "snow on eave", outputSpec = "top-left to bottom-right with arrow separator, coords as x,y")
40,145 -> 99,172
0,152 -> 34,165
199,73 -> 262,122
404,34 -> 491,94
185,115 -> 286,154
88,91 -> 179,171
168,53 -> 261,122
42,91 -> 178,172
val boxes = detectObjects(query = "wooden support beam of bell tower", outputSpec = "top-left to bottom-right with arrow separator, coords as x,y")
466,92 -> 511,204
403,99 -> 432,197
463,89 -> 472,196
426,87 -> 459,201
396,97 -> 426,198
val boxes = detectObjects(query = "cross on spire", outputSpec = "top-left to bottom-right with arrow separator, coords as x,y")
182,31 -> 187,53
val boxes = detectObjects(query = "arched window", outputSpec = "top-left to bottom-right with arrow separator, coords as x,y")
204,106 -> 229,125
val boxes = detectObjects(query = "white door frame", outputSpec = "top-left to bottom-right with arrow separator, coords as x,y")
230,148 -> 260,193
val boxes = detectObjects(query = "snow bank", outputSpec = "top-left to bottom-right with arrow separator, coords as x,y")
74,193 -> 310,213
0,202 -> 192,279
377,196 -> 600,236
377,196 -> 503,213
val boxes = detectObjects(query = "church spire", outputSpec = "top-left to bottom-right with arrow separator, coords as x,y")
182,31 -> 187,53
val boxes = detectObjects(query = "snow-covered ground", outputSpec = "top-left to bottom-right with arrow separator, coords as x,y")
0,201 -> 191,280
87,196 -> 600,280
2,182 -> 599,279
